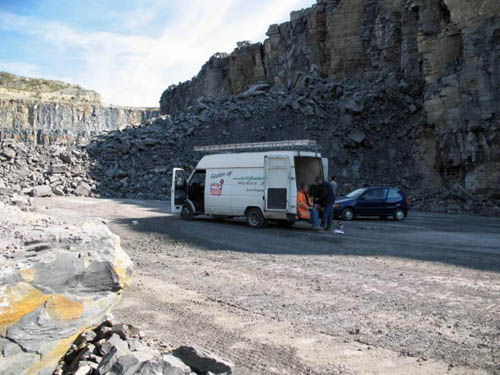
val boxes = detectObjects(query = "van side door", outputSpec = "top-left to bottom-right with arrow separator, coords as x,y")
264,156 -> 290,211
171,168 -> 187,213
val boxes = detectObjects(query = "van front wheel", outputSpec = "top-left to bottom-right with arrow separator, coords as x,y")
246,208 -> 266,228
181,203 -> 194,221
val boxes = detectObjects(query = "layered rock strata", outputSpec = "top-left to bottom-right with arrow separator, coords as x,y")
0,73 -> 159,145
0,99 -> 159,145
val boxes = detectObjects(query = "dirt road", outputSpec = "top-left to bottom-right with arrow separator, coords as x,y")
39,197 -> 500,374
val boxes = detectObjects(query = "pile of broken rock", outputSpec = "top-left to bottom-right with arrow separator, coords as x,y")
0,139 -> 96,199
55,318 -> 234,375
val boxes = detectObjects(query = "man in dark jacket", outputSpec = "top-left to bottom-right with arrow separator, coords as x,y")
315,176 -> 334,230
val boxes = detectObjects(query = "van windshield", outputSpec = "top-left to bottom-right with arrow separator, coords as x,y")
346,188 -> 366,198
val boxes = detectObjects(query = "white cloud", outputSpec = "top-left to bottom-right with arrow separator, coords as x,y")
0,1 -> 315,107
0,61 -> 41,77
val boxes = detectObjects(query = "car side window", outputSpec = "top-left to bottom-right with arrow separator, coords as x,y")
379,188 -> 388,199
362,189 -> 387,200
362,190 -> 376,200
387,189 -> 402,199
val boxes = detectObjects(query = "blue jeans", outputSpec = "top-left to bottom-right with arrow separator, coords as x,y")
307,209 -> 321,227
321,203 -> 334,228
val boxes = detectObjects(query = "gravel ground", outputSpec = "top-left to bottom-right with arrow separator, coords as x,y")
37,197 -> 500,375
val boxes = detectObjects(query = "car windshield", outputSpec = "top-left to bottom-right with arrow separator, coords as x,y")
345,188 -> 366,198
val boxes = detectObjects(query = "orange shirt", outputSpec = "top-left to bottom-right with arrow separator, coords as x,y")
297,190 -> 311,219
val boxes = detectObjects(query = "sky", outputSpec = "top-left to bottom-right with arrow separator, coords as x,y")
0,0 -> 315,107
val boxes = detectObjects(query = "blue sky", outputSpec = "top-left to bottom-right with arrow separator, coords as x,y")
0,0 -> 315,107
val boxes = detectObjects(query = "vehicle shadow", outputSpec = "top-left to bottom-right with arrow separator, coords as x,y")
111,201 -> 500,273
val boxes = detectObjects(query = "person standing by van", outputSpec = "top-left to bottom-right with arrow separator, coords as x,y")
315,176 -> 334,230
329,175 -> 341,231
297,184 -> 322,231
330,176 -> 338,199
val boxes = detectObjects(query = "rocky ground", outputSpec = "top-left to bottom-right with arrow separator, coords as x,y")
38,197 -> 500,375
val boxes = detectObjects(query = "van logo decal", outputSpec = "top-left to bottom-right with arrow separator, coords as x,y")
210,179 -> 225,196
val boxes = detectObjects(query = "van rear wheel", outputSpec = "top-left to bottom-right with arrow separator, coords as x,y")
246,208 -> 266,228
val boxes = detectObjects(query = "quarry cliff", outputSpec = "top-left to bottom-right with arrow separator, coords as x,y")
160,0 -> 500,200
0,72 -> 159,144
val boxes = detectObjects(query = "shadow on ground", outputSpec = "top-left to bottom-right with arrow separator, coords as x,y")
111,199 -> 500,273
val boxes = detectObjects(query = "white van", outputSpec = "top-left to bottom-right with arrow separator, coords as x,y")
171,141 -> 328,228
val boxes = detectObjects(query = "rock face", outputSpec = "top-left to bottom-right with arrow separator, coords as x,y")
160,0 -> 500,200
0,98 -> 159,145
0,203 -> 133,375
0,1 -> 498,213
0,73 -> 159,145
85,78 -> 497,216
2,77 -> 499,216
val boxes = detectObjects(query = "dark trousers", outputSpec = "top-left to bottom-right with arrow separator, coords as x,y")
321,203 -> 334,228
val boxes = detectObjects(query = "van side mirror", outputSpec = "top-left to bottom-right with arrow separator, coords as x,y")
359,196 -> 365,201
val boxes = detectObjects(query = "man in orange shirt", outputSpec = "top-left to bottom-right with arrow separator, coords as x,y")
297,184 -> 322,230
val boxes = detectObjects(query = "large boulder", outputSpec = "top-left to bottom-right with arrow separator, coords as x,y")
173,346 -> 233,374
0,204 -> 133,375
30,185 -> 53,197
75,182 -> 92,197
2,147 -> 16,160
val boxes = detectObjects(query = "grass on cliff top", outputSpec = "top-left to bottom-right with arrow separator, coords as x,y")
0,72 -> 81,93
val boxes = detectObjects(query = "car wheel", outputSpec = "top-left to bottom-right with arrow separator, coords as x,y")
342,207 -> 355,221
181,203 -> 194,221
246,208 -> 266,228
379,215 -> 388,220
393,208 -> 405,221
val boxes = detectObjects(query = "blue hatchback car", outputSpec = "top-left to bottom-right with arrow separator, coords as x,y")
334,187 -> 409,221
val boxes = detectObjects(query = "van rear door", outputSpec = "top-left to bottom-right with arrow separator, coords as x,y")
322,157 -> 328,180
171,168 -> 187,213
264,156 -> 290,211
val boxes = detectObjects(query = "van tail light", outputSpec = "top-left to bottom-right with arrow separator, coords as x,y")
405,198 -> 410,204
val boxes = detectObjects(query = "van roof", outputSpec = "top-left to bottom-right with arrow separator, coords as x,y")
196,150 -> 322,169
